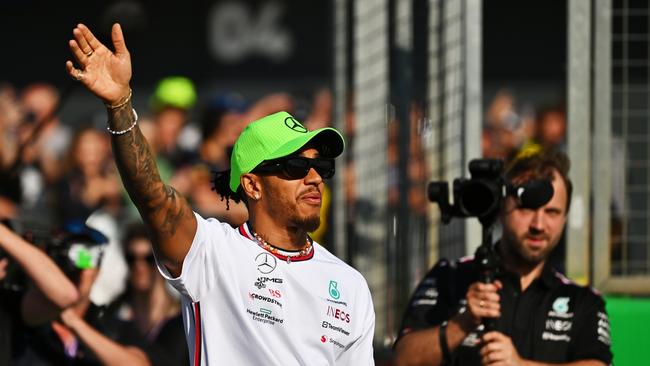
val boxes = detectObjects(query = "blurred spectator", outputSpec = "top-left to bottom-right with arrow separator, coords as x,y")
0,84 -> 22,219
135,76 -> 199,218
533,104 -> 566,150
54,126 -> 122,223
14,220 -> 150,366
482,90 -> 534,159
243,92 -> 294,122
19,83 -> 71,184
106,222 -> 187,366
198,93 -> 249,171
303,88 -> 333,130
0,220 -> 79,366
149,76 -> 197,169
188,92 -> 250,224
407,101 -> 429,217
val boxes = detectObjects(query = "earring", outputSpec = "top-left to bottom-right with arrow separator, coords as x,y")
254,193 -> 260,200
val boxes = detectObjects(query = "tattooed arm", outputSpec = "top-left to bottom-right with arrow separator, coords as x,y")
66,23 -> 195,276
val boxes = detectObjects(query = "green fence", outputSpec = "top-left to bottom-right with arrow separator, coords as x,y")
606,296 -> 650,365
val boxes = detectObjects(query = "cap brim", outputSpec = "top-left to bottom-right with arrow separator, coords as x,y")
263,127 -> 345,162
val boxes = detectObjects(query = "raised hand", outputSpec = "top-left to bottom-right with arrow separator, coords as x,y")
66,23 -> 132,105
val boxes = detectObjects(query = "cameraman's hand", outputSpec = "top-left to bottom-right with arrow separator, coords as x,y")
466,280 -> 502,325
66,23 -> 131,105
0,258 -> 8,281
480,331 -> 524,366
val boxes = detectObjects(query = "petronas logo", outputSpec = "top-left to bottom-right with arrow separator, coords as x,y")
329,280 -> 340,299
552,297 -> 570,314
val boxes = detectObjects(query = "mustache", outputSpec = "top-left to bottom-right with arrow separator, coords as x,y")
525,232 -> 549,241
299,188 -> 321,197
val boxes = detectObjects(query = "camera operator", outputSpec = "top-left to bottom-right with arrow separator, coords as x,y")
0,221 -> 79,366
13,220 -> 150,366
394,149 -> 612,366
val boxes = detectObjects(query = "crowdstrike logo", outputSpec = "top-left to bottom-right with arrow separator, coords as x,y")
256,252 -> 277,274
249,292 -> 283,308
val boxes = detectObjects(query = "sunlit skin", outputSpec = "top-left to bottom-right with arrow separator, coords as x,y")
500,169 -> 568,278
242,147 -> 324,250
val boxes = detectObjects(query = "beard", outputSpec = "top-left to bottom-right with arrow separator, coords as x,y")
502,230 -> 554,267
262,179 -> 322,233
293,213 -> 321,233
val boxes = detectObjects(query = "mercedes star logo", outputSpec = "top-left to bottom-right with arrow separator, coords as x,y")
284,116 -> 308,133
256,252 -> 277,274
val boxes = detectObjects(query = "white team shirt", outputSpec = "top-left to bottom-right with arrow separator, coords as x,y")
156,212 -> 375,366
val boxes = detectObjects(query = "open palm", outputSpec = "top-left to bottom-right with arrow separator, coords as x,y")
66,23 -> 132,105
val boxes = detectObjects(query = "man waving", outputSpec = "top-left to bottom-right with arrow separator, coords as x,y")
66,23 -> 374,366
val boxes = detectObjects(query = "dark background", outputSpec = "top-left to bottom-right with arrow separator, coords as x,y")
0,0 -> 332,87
1,0 -> 566,97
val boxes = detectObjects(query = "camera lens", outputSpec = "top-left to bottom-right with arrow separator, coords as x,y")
459,180 -> 500,217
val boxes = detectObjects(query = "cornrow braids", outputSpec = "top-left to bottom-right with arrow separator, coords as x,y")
211,170 -> 242,210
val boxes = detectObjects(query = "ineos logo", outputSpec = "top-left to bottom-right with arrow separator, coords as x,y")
284,117 -> 308,133
255,252 -> 277,274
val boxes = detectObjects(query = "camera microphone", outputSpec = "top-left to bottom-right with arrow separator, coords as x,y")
510,179 -> 554,210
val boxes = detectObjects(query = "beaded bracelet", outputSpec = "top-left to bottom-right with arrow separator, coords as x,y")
107,108 -> 138,135
105,88 -> 132,110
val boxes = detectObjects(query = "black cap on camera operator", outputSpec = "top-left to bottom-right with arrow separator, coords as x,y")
394,148 -> 612,366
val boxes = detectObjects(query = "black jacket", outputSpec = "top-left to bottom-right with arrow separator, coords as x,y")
397,256 -> 613,365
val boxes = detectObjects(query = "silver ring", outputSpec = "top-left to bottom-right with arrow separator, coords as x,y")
85,50 -> 93,57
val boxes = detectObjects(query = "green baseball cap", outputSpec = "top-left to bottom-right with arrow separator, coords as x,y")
150,76 -> 197,112
229,111 -> 345,192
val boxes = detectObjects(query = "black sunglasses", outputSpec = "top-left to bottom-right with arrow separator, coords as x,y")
253,157 -> 335,180
125,253 -> 156,266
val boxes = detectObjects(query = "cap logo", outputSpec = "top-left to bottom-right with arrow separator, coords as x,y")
284,117 -> 308,133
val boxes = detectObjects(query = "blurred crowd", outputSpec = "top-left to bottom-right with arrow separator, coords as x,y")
0,76 -> 339,365
0,76 -> 572,366
482,89 -> 566,159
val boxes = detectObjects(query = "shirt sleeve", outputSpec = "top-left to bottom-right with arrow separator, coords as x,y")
396,260 -> 455,343
569,291 -> 613,364
155,211 -> 235,301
